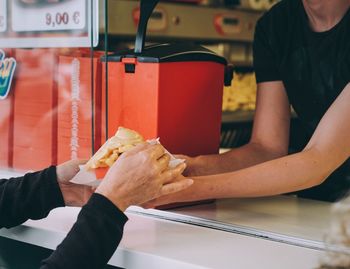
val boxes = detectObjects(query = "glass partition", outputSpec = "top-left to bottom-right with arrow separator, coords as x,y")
1,0 -> 349,264
0,0 -> 104,174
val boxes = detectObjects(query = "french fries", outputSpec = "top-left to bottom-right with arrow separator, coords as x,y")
85,127 -> 144,169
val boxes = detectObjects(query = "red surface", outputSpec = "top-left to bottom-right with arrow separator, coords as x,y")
0,48 -> 104,171
0,49 -> 15,168
95,167 -> 108,179
158,62 -> 224,155
57,55 -> 102,164
12,49 -> 57,171
5,48 -> 224,172
0,93 -> 12,168
102,60 -> 159,141
102,59 -> 224,156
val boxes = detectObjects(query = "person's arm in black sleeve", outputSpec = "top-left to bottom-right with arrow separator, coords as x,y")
41,193 -> 128,269
0,166 -> 65,229
253,18 -> 282,83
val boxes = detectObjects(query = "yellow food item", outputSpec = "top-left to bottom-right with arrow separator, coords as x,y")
222,72 -> 257,112
85,127 -> 144,169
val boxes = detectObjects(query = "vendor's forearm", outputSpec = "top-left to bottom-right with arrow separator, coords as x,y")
171,148 -> 340,203
192,142 -> 286,176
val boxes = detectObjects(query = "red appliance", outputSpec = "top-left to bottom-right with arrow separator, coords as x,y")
102,0 -> 232,156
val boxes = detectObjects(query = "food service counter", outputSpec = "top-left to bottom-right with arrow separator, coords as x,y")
141,196 -> 333,251
0,206 -> 325,269
0,169 -> 333,269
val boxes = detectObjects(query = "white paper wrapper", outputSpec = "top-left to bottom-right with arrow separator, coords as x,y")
147,138 -> 185,169
70,138 -> 185,187
70,165 -> 101,187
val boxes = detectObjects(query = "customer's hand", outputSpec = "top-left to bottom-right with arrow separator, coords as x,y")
56,160 -> 94,207
96,143 -> 193,211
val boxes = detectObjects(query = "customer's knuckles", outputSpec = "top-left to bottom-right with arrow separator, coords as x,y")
139,151 -> 151,162
163,154 -> 171,162
166,170 -> 177,179
148,163 -> 160,174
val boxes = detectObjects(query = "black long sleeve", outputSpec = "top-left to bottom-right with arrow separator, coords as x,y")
0,166 -> 65,228
0,167 -> 128,268
41,193 -> 128,269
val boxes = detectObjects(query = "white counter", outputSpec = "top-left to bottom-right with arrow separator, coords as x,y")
130,196 -> 333,251
0,169 -> 337,268
0,206 -> 325,269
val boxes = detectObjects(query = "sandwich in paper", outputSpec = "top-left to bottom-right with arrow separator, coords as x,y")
71,127 -> 184,186
85,127 -> 144,170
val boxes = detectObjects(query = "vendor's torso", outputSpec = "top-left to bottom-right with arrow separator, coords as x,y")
261,0 -> 350,201
280,2 -> 350,134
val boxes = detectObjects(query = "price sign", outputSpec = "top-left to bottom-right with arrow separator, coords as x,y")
0,0 -> 6,33
12,0 -> 86,32
0,0 -> 98,48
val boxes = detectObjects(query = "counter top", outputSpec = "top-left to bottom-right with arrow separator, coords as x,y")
0,169 -> 336,268
0,206 -> 325,269
137,196 -> 333,250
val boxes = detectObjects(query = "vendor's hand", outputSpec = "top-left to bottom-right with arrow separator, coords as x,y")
96,143 -> 193,211
56,160 -> 94,207
175,154 -> 201,177
142,175 -> 193,208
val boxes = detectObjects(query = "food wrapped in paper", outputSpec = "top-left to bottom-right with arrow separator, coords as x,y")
71,127 -> 185,186
85,127 -> 145,169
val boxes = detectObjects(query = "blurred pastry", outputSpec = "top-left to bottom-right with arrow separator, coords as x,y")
222,72 -> 257,112
318,195 -> 350,268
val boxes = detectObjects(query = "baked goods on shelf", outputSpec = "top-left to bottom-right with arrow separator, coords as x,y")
222,72 -> 257,112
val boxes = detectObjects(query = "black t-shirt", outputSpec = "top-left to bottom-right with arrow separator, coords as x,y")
253,0 -> 350,202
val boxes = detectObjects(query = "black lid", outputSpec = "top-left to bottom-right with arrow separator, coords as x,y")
102,0 -> 226,65
102,43 -> 227,65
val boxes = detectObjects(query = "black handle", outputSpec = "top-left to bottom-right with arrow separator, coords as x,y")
134,0 -> 160,54
224,64 -> 234,86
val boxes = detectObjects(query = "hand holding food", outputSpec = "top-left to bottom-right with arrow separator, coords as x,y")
71,126 -> 190,206
95,143 -> 193,211
56,159 -> 94,207
85,127 -> 144,169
